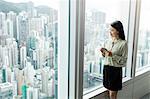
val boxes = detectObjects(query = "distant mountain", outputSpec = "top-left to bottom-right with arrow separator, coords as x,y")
35,5 -> 54,15
0,0 -> 53,15
0,0 -> 22,13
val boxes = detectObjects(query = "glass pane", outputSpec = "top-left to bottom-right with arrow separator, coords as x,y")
136,0 -> 150,72
0,0 -> 59,98
84,0 -> 130,93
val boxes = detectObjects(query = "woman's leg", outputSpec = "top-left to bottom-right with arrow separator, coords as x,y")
108,90 -> 118,99
105,91 -> 109,99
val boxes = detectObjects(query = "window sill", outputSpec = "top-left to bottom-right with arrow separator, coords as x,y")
83,86 -> 107,99
135,66 -> 150,76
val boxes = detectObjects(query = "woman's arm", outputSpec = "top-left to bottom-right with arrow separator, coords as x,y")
112,42 -> 128,66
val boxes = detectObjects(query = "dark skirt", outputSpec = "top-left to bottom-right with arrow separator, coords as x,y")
103,65 -> 122,91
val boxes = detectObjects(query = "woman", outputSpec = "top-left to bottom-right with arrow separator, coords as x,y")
100,20 -> 128,99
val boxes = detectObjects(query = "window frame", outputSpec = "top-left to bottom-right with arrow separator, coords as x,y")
58,0 -> 70,98
69,0 -> 149,98
82,0 -> 145,98
134,0 -> 150,76
69,0 -> 85,99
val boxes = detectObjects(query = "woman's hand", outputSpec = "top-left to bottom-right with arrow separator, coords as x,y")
105,51 -> 112,57
100,48 -> 107,57
100,48 -> 112,57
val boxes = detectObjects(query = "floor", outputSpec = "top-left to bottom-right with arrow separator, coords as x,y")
140,93 -> 150,99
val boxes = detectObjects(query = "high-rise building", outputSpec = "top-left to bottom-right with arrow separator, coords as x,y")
0,38 -> 18,68
40,15 -> 49,38
26,87 -> 40,99
41,68 -> 49,97
15,69 -> 24,95
7,11 -> 17,39
11,39 -> 19,67
36,48 -> 45,69
32,87 -> 39,99
35,49 -> 41,69
17,11 -> 29,42
2,68 -> 6,83
83,70 -> 89,88
85,10 -> 106,44
32,50 -> 37,69
0,82 -> 13,99
28,17 -> 44,37
25,1 -> 34,18
5,67 -> 11,82
4,19 -> 14,37
2,47 -> 9,67
7,46 -> 13,68
0,45 -> 3,68
136,53 -> 142,68
27,87 -> 33,99
48,76 -> 54,97
22,84 -> 27,99
91,10 -> 106,25
0,12 -> 6,35
27,36 -> 37,50
47,47 -> 54,68
12,81 -> 17,96
20,45 -> 27,69
24,62 -> 35,86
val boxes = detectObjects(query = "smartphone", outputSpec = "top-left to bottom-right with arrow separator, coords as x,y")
100,48 -> 108,53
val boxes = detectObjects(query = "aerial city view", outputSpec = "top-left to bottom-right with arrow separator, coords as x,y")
0,0 -> 58,98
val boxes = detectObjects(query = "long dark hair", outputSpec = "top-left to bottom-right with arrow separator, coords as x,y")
110,20 -> 125,40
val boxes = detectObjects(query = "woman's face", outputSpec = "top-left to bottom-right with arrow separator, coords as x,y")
109,26 -> 119,38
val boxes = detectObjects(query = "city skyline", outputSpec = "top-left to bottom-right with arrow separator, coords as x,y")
0,0 -> 58,97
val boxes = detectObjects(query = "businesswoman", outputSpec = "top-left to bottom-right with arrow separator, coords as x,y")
100,20 -> 128,99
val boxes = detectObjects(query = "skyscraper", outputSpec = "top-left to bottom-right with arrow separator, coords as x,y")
0,37 -> 18,68
4,19 -> 14,37
11,39 -> 18,67
22,84 -> 27,99
17,11 -> 29,42
2,68 -> 6,83
7,11 -> 17,39
1,46 -> 9,67
0,45 -> 3,68
15,69 -> 24,95
28,17 -> 44,37
12,81 -> 17,96
32,87 -> 39,99
27,87 -> 33,99
0,12 -> 6,35
41,68 -> 49,97
91,10 -> 106,25
20,45 -> 27,69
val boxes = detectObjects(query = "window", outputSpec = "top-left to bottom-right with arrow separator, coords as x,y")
136,0 -> 150,73
0,0 -> 69,99
83,0 -> 130,94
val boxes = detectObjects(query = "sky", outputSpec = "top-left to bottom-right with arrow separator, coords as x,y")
4,0 -> 126,10
140,0 -> 150,29
4,0 -> 59,9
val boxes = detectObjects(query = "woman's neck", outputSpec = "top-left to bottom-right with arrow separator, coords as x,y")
112,37 -> 119,42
